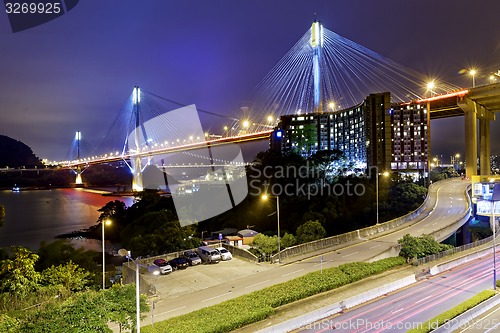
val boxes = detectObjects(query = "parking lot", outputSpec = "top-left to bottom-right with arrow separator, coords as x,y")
143,258 -> 272,299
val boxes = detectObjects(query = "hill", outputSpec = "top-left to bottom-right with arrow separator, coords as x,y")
0,135 -> 43,168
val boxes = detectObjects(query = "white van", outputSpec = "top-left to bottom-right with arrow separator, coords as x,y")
215,247 -> 232,260
197,246 -> 221,264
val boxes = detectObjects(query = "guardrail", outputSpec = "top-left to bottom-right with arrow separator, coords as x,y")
427,183 -> 472,243
270,181 -> 438,262
417,233 -> 497,267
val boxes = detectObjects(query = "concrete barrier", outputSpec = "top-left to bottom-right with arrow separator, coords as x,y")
271,181 -> 438,262
256,274 -> 417,333
430,294 -> 500,333
429,184 -> 472,243
222,243 -> 259,262
429,246 -> 495,275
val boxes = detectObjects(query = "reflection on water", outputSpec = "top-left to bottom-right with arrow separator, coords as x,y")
0,188 -> 134,251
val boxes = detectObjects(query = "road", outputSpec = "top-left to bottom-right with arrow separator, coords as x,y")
130,178 -> 470,329
294,252 -> 496,333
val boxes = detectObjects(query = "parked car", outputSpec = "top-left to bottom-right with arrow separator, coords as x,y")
153,259 -> 173,275
182,250 -> 202,266
168,257 -> 189,270
197,246 -> 221,264
215,247 -> 233,260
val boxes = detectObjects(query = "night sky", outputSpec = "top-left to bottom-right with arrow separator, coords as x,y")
1,0 -> 500,162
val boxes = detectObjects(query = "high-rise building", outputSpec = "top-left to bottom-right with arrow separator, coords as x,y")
271,92 -> 429,174
390,102 -> 429,172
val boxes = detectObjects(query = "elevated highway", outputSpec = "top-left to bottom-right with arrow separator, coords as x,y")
132,179 -> 472,329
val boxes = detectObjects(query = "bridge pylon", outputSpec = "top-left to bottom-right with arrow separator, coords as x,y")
130,86 -> 146,191
459,97 -> 495,178
311,19 -> 323,113
73,131 -> 85,185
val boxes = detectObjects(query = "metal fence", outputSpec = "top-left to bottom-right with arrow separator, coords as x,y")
416,233 -> 496,266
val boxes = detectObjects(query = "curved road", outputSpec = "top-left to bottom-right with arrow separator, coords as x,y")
133,179 -> 471,328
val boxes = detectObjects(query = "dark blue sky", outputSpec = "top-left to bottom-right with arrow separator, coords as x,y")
1,0 -> 500,161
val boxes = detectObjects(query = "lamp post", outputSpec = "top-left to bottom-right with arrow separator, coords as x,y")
470,69 -> 477,88
101,219 -> 111,290
490,183 -> 500,290
376,171 -> 389,225
262,194 -> 280,263
118,249 -> 160,333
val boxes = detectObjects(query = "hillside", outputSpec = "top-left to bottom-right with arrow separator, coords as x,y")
0,135 -> 43,168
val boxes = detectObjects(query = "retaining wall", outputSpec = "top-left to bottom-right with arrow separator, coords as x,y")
271,181 -> 438,262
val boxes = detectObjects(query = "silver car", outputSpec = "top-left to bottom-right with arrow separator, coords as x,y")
183,250 -> 202,266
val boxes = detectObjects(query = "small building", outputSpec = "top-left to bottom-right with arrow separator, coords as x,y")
224,235 -> 243,247
237,229 -> 260,245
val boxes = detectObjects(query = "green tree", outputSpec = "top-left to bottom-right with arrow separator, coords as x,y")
308,149 -> 351,183
121,210 -> 198,256
398,234 -> 453,261
294,123 -> 317,156
0,247 -> 41,298
13,284 -> 147,333
41,261 -> 92,292
397,234 -> 422,261
296,220 -> 326,244
251,234 -> 278,256
280,232 -> 296,248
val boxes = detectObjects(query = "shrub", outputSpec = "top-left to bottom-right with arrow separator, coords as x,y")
142,257 -> 406,333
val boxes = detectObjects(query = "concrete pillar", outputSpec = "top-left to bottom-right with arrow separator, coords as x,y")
479,118 -> 491,176
464,108 -> 477,178
75,165 -> 83,185
132,157 -> 143,191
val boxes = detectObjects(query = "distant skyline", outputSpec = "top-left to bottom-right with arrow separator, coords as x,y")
1,0 -> 500,161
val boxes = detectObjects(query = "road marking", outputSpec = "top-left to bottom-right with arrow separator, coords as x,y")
392,307 -> 404,314
369,245 -> 381,249
245,280 -> 271,289
341,251 -> 359,258
282,269 -> 304,277
415,295 -> 433,304
448,209 -> 451,213
157,305 -> 186,315
416,229 -> 424,233
202,292 -> 233,303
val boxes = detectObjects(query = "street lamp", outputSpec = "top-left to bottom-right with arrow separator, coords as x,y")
376,171 -> 390,225
102,219 -> 111,290
426,80 -> 436,96
262,194 -> 280,263
490,183 -> 500,290
469,69 -> 477,88
118,249 -> 160,333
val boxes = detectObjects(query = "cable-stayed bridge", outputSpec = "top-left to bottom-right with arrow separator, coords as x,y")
61,20 -> 500,189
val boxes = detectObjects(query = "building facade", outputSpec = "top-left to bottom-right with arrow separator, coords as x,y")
271,92 -> 429,173
390,102 -> 429,172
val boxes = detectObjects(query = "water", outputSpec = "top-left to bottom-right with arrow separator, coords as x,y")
0,188 -> 134,251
